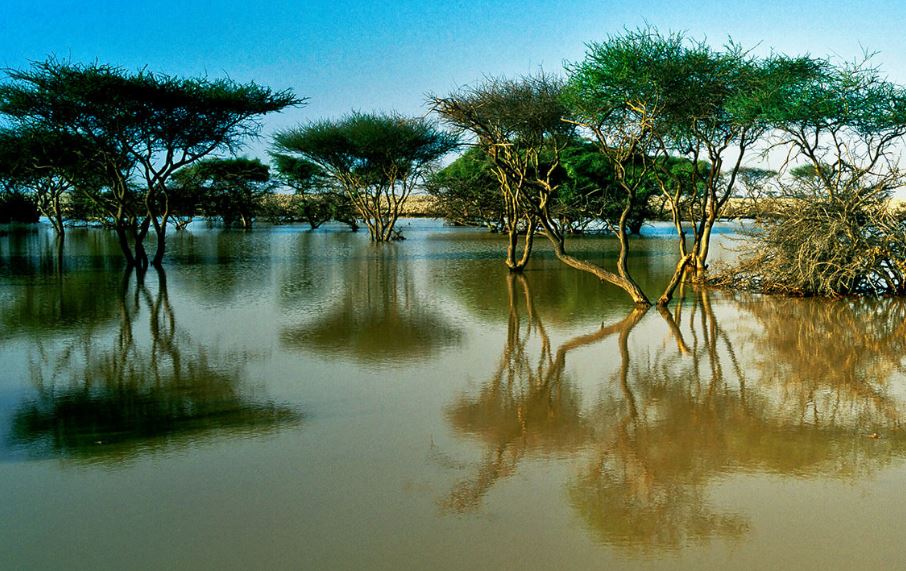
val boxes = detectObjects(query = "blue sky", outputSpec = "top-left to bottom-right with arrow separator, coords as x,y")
3,0 -> 906,158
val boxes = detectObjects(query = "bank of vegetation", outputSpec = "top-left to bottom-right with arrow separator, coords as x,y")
1,28 -> 906,304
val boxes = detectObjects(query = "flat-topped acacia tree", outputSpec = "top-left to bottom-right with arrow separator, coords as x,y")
0,127 -> 101,238
171,157 -> 272,229
270,153 -> 360,231
273,113 -> 458,241
0,59 -> 302,267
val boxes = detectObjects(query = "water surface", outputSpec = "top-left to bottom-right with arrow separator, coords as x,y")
2,220 -> 905,569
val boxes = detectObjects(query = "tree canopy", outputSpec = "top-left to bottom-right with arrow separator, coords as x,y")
0,59 -> 302,265
274,112 -> 457,241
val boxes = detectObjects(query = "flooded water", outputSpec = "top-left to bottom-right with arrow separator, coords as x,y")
2,219 -> 906,569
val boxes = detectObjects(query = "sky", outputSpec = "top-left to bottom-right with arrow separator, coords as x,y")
3,0 -> 906,161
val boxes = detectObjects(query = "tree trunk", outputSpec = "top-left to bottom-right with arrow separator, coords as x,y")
115,224 -> 136,267
539,225 -> 650,306
152,223 -> 167,267
134,218 -> 151,269
505,218 -> 535,272
657,254 -> 693,306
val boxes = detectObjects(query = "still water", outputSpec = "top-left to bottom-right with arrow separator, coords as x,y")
2,220 -> 905,569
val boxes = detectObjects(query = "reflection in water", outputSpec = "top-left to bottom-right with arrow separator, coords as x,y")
742,296 -> 906,429
571,291 -> 749,550
8,269 -> 300,464
168,229 -> 275,303
445,279 -> 906,551
0,225 -> 122,278
0,227 -> 124,340
443,273 -> 644,511
282,246 -> 461,364
0,270 -> 121,341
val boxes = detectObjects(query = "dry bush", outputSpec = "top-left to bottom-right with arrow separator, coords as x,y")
712,192 -> 906,296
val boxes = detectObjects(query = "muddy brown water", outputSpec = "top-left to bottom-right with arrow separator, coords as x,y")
2,219 -> 905,569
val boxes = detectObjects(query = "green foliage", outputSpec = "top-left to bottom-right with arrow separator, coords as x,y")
0,127 -> 110,231
433,74 -> 572,148
559,142 -> 660,233
430,74 -> 575,236
425,147 -> 503,229
564,28 -> 804,284
0,58 -> 302,263
564,28 -> 778,147
171,157 -> 272,228
0,59 -> 301,163
274,113 -> 457,185
270,153 -> 329,193
719,54 -> 906,297
270,152 -> 360,229
274,112 -> 457,240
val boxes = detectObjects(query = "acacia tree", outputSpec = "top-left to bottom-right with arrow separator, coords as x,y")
0,177 -> 39,223
172,157 -> 272,229
270,152 -> 359,230
564,29 -> 804,304
273,113 -> 457,241
559,141 -> 660,235
0,60 -> 301,267
0,127 -> 104,238
733,167 -> 779,218
433,75 -> 656,304
431,76 -> 566,273
425,147 -> 506,231
716,55 -> 906,296
647,36 -> 774,282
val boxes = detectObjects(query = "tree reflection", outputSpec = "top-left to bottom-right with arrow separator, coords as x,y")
443,273 -> 645,511
281,245 -> 461,364
572,290 -> 906,550
0,228 -> 123,341
444,281 -> 906,551
740,295 -> 906,431
8,269 -> 300,464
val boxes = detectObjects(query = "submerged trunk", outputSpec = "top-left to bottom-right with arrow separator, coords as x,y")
115,224 -> 136,268
692,217 -> 716,280
538,221 -> 650,307
505,216 -> 536,272
658,254 -> 694,307
151,224 -> 166,267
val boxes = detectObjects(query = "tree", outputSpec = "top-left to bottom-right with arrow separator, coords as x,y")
172,157 -> 272,229
270,152 -> 359,230
559,141 -> 660,235
0,189 -> 39,223
273,112 -> 457,241
732,167 -> 778,218
0,59 -> 301,267
431,76 -> 567,273
565,29 -> 821,304
0,127 -> 104,237
714,55 -> 906,296
425,147 -> 505,231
